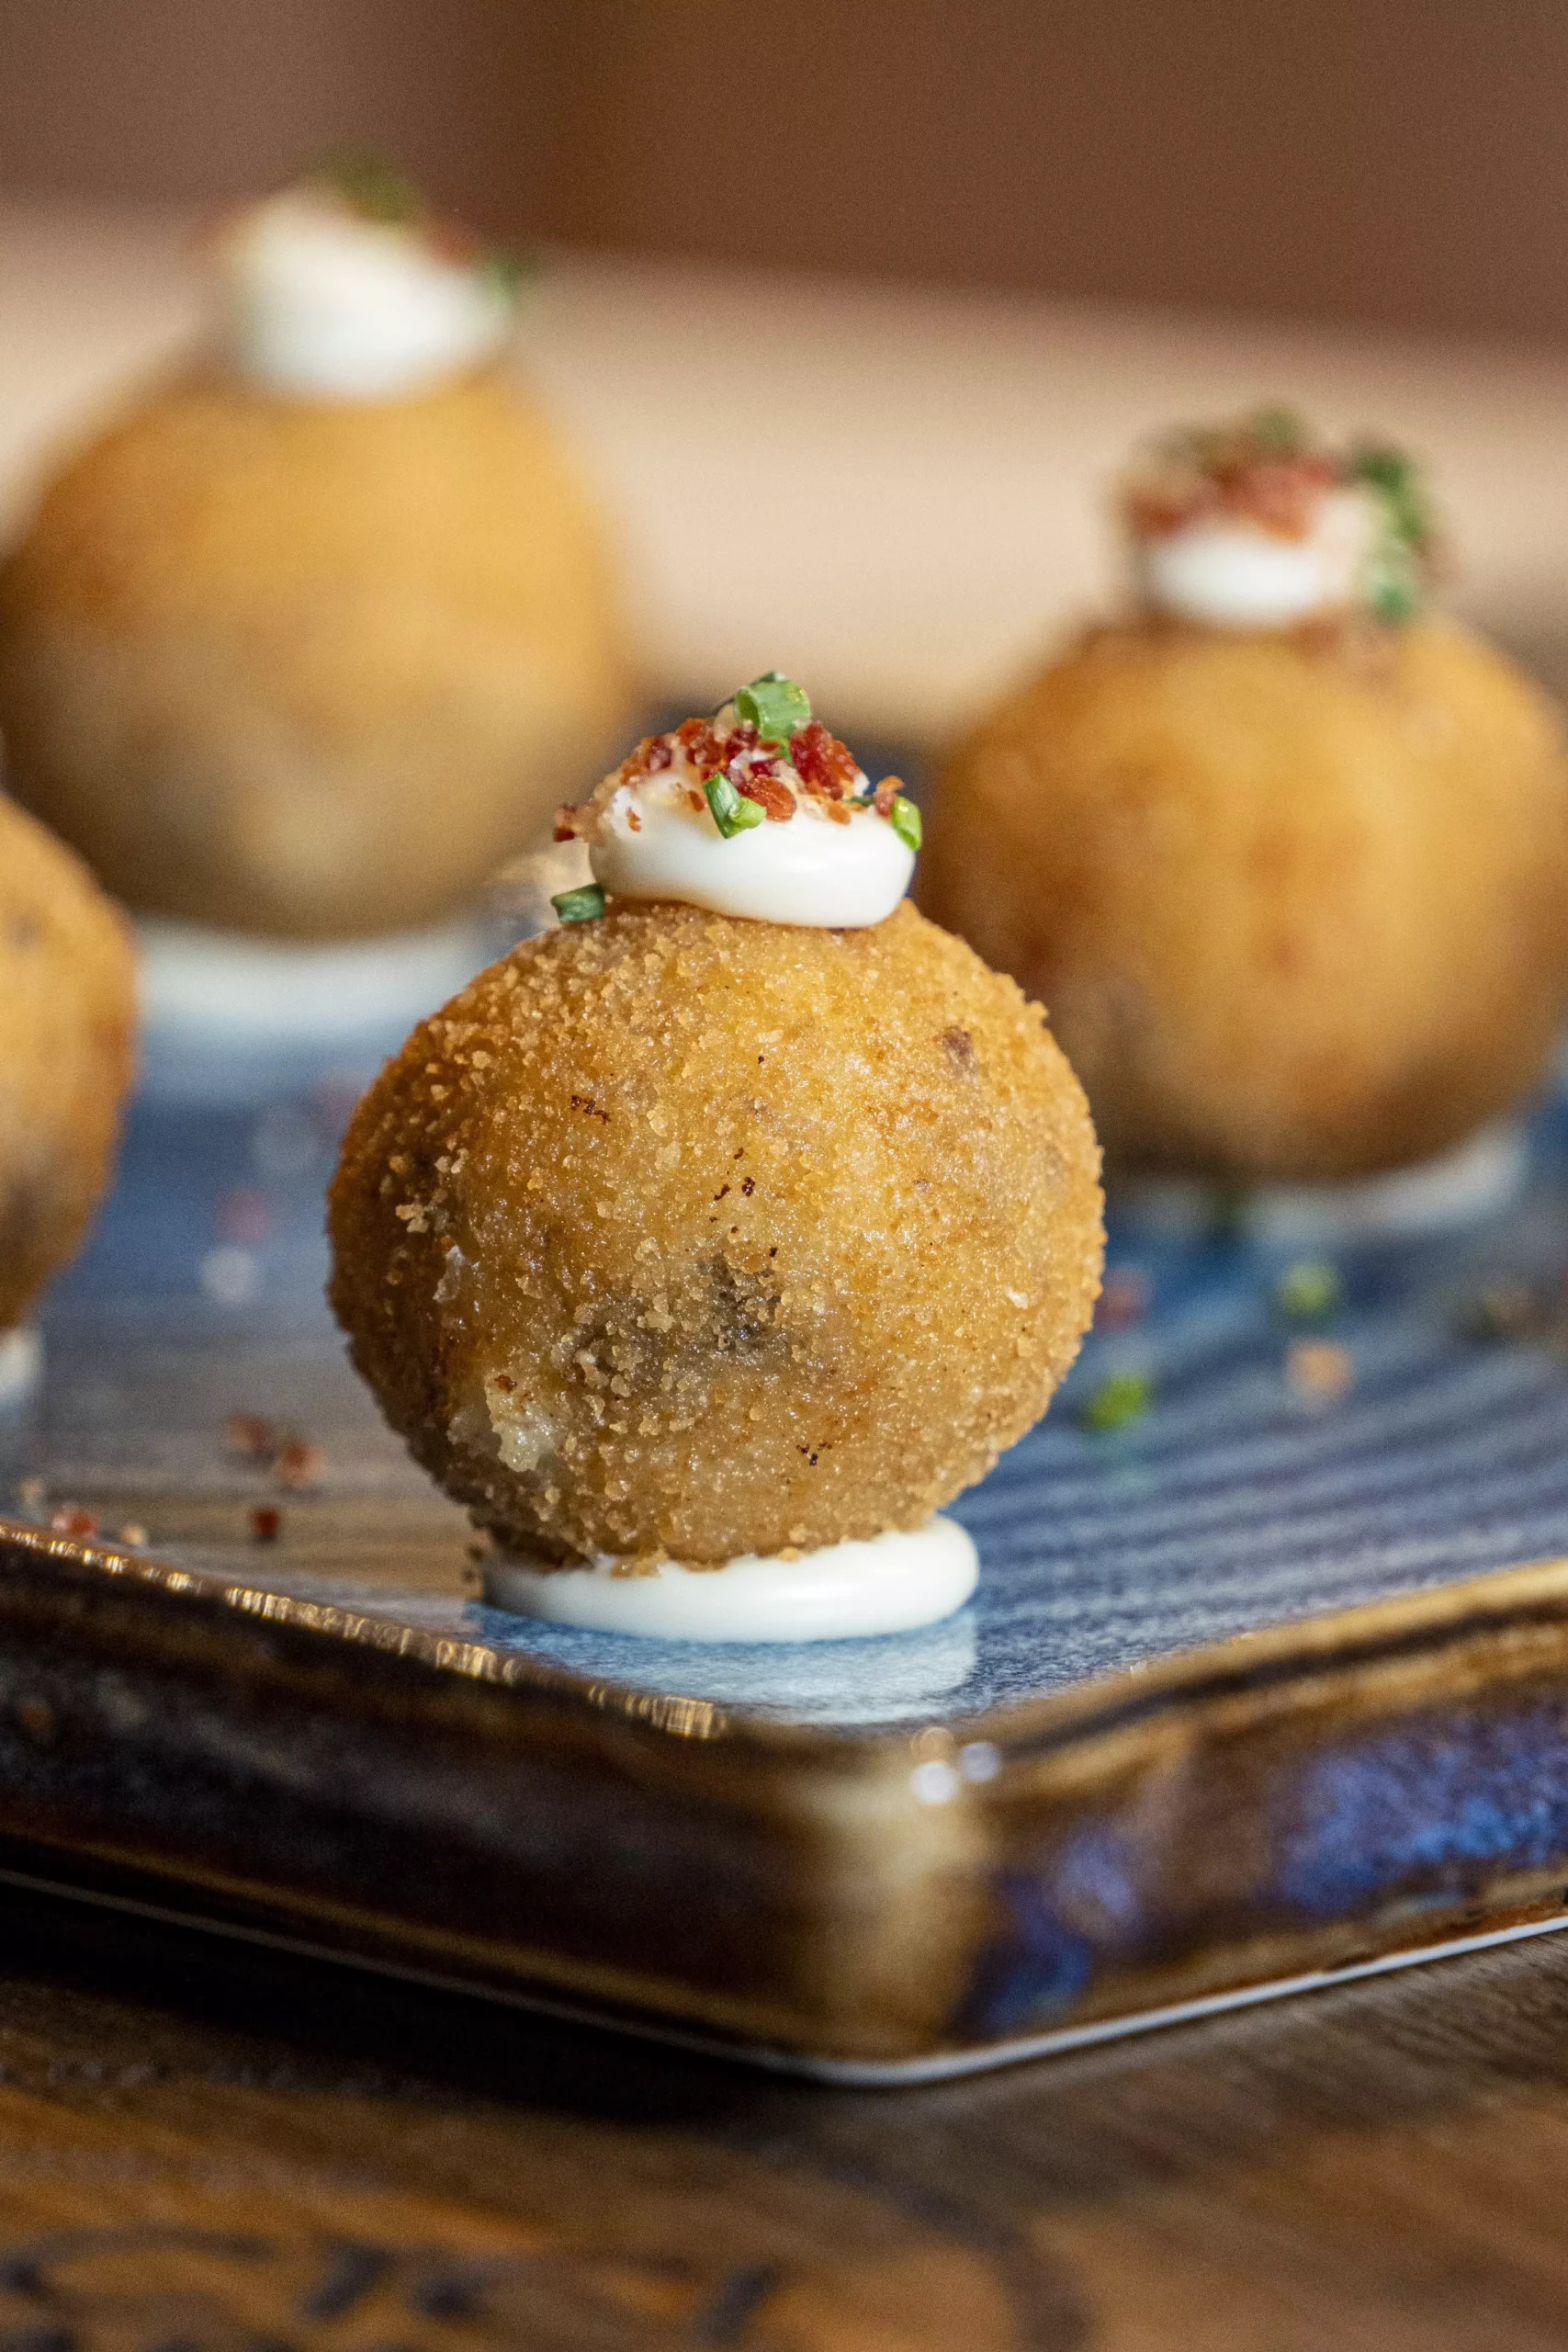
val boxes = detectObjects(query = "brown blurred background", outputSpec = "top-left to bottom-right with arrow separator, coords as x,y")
6,0 -> 1568,740
3,0 -> 1568,345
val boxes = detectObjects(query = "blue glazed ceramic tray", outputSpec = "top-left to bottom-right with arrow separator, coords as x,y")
10,918 -> 1568,2075
34,1092 -> 1568,1727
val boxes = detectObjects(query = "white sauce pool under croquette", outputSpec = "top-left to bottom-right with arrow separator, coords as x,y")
214,184 -> 515,401
329,684 -> 1102,1641
486,1518 -> 979,1642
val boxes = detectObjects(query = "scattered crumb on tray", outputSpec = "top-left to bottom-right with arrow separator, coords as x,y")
1285,1338 -> 1355,1404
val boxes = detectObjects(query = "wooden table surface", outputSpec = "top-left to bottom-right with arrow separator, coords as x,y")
0,1880 -> 1560,2350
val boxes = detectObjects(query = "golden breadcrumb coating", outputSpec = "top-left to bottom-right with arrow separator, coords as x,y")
329,900 -> 1103,1564
0,795 -> 136,1329
919,616 -> 1568,1181
0,364 -> 632,939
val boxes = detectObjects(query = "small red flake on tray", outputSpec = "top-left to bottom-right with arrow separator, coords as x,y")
249,1505 -> 282,1544
215,1188 -> 271,1246
273,1440 -> 324,1489
1097,1267 -> 1151,1329
48,1504 -> 97,1538
222,1415 -> 324,1487
224,1413 -> 277,1460
1285,1338 -> 1355,1404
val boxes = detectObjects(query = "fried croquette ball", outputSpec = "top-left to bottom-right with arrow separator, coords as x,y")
919,616 -> 1568,1182
0,796 -> 136,1329
328,899 -> 1102,1565
0,363 -> 630,941
922,411 -> 1568,1182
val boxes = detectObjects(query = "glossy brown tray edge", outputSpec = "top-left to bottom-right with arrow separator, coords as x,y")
0,1841 -> 1561,2087
4,1520 -> 1568,2072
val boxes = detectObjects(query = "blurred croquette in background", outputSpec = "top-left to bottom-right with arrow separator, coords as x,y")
5,0 -> 1568,755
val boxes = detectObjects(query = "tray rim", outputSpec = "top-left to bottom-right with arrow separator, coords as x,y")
0,1846 -> 1560,2086
11,1517 -> 1568,2075
8,1512 -> 1568,1762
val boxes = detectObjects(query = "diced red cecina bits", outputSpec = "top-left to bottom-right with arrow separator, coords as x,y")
686,787 -> 705,814
737,771 -> 796,822
874,777 -> 901,818
554,803 -> 581,843
789,719 -> 860,799
676,717 -> 730,775
1133,452 -> 1340,543
619,732 -> 676,786
48,1504 -> 96,1539
1214,453 -> 1337,538
627,807 -> 642,832
1126,483 -> 1201,538
250,1506 -> 282,1543
827,801 -> 851,824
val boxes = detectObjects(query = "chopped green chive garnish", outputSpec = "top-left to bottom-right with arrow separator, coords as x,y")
1248,403 -> 1311,457
1363,541 -> 1424,625
1349,440 -> 1433,624
551,883 -> 606,923
1351,443 -> 1430,548
1079,1368 -> 1155,1432
306,143 -> 426,225
734,671 -> 811,745
704,773 -> 764,838
482,245 -> 536,300
889,796 -> 922,853
1275,1260 -> 1342,1322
